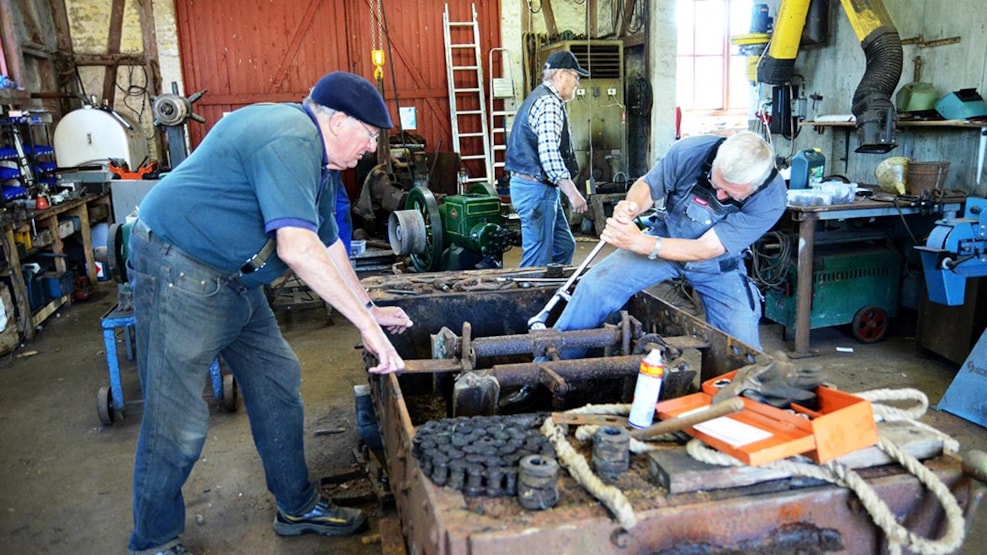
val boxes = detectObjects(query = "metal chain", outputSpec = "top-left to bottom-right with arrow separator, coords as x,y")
369,0 -> 384,51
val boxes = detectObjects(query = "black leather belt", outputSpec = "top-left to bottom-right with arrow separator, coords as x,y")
513,173 -> 556,187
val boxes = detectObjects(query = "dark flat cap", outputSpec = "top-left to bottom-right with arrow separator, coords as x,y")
310,72 -> 393,129
544,51 -> 590,77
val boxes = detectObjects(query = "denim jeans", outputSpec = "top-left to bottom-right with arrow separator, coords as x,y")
509,175 -> 576,267
127,220 -> 318,553
553,241 -> 763,357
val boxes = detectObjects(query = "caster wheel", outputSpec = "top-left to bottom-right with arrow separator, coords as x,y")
851,305 -> 889,343
222,374 -> 239,412
97,386 -> 116,425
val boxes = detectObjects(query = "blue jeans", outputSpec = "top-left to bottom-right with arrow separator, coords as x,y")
127,220 -> 318,553
510,175 -> 575,267
553,241 -> 764,356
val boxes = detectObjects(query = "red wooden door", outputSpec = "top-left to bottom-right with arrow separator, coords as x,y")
174,0 -> 502,162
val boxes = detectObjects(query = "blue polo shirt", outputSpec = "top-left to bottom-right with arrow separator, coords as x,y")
138,103 -> 339,287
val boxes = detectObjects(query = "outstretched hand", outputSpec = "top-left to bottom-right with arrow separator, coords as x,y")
370,305 -> 414,334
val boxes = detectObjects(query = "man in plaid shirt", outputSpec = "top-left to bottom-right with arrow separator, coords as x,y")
505,51 -> 589,267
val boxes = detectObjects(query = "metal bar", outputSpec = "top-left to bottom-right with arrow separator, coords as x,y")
529,240 -> 608,329
793,211 -> 817,357
487,354 -> 643,387
472,326 -> 625,359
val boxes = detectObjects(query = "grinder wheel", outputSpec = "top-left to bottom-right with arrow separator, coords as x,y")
405,187 -> 444,272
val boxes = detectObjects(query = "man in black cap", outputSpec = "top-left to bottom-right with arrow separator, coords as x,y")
505,50 -> 590,267
127,71 -> 414,555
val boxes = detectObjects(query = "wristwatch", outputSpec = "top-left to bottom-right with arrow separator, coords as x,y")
648,236 -> 663,260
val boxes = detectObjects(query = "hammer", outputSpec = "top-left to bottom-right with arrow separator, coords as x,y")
630,397 -> 745,441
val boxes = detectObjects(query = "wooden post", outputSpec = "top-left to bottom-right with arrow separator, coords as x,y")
102,0 -> 127,105
137,0 -> 166,161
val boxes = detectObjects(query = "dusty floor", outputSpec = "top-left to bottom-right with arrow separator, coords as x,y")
0,240 -> 985,554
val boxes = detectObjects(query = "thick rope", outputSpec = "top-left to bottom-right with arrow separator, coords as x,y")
540,415 -> 638,529
538,389 -> 966,553
855,388 -> 959,454
685,387 -> 966,555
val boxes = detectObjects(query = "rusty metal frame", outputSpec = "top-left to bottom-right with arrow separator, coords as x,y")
363,267 -> 983,554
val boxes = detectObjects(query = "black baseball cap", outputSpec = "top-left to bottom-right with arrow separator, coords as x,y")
544,51 -> 590,77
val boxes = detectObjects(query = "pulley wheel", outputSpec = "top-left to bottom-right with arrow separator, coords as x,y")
468,181 -> 498,198
388,209 -> 427,256
851,305 -> 889,343
404,187 -> 444,272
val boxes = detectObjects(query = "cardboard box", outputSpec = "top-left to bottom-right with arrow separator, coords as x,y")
0,283 -> 20,355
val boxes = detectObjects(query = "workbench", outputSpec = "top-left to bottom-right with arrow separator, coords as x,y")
783,195 -> 963,357
0,192 -> 112,341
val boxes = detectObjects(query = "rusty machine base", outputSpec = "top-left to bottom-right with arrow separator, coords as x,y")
360,267 -> 984,555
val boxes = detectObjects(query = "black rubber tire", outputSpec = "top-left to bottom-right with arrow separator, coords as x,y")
222,374 -> 238,412
851,305 -> 889,343
97,386 -> 114,426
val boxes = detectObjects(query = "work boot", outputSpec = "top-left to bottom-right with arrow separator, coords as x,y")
135,544 -> 191,555
273,497 -> 367,537
499,384 -> 536,409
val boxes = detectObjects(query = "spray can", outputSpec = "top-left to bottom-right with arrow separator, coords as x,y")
790,148 -> 825,189
628,349 -> 665,429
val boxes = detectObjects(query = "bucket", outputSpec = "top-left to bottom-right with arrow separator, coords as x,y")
906,161 -> 949,195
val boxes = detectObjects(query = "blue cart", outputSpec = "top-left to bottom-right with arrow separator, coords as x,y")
98,303 -> 237,425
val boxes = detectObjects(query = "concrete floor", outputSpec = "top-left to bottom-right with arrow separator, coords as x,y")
0,239 -> 985,553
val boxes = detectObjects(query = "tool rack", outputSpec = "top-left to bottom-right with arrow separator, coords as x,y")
0,192 -> 112,342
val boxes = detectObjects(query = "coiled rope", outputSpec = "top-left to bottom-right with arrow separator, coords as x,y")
685,388 -> 965,555
539,389 -> 966,554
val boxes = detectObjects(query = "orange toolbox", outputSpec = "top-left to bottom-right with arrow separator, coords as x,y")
654,370 -> 878,466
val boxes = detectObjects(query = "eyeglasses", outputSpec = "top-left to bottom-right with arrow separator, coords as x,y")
568,70 -> 581,83
349,116 -> 380,144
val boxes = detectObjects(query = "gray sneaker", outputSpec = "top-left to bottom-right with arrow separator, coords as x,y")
273,497 -> 367,537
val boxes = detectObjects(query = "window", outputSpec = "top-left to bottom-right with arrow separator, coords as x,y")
676,0 -> 754,136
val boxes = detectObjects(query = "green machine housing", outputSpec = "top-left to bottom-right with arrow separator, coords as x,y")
392,185 -> 520,273
764,245 -> 901,343
438,190 -> 516,271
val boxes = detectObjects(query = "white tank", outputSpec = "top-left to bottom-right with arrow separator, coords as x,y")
53,106 -> 149,169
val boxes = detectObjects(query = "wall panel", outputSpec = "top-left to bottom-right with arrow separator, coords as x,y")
174,0 -> 502,161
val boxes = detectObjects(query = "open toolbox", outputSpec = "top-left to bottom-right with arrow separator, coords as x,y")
654,370 -> 878,466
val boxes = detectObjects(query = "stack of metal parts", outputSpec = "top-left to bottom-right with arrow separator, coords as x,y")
412,413 -> 553,497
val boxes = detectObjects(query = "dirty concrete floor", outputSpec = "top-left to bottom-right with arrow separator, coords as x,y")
0,239 -> 985,554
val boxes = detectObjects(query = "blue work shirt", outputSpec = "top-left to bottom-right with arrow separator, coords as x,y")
643,135 -> 786,268
139,103 -> 339,288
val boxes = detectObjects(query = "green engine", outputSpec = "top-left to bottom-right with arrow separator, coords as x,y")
388,185 -> 520,272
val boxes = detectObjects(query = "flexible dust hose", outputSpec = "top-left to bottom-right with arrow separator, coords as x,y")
842,0 -> 903,153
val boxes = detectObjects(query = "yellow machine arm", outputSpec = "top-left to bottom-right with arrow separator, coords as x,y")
756,0 -> 903,153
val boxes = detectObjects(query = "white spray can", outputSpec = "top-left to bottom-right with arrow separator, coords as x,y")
628,349 -> 665,429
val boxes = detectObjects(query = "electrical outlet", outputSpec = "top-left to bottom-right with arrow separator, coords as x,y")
576,88 -> 585,96
607,88 -> 617,96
